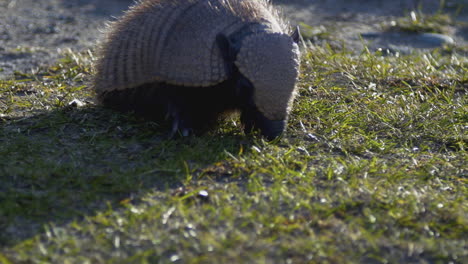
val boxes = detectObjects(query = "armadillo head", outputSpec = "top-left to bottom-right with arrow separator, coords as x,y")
233,32 -> 300,140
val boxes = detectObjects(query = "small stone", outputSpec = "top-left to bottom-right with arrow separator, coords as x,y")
197,190 -> 209,202
416,33 -> 455,47
68,99 -> 84,107
198,190 -> 208,197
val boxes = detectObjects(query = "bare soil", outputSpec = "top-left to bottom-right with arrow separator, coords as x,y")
0,0 -> 467,78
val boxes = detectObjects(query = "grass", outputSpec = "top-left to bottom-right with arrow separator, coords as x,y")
1,33 -> 467,264
384,11 -> 454,34
381,0 -> 468,35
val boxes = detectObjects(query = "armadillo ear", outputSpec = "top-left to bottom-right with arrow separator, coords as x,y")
291,26 -> 300,43
216,34 -> 237,75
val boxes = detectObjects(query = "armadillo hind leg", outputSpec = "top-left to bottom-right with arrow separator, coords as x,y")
163,83 -> 237,138
99,82 -> 237,137
98,83 -> 167,121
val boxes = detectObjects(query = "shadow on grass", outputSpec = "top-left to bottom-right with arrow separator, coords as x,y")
0,106 -> 246,247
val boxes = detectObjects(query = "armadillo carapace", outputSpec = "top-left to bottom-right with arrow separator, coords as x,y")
93,0 -> 300,140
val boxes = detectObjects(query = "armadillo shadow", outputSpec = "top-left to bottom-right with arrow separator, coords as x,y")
0,106 -> 248,247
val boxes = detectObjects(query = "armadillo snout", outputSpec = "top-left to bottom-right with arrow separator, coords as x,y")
241,109 -> 286,141
260,120 -> 286,140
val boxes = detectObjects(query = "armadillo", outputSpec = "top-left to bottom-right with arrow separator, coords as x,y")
93,0 -> 300,140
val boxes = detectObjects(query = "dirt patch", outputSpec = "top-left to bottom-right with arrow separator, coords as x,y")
274,0 -> 467,52
0,0 -> 132,78
0,0 -> 467,78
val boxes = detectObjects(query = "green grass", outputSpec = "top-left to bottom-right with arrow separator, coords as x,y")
0,43 -> 467,263
384,11 -> 454,34
381,0 -> 468,35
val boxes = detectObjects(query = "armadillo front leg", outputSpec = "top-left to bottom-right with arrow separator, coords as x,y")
167,101 -> 194,138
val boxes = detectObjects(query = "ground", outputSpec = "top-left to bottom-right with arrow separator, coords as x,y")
1,0 -> 467,78
0,0 -> 467,263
